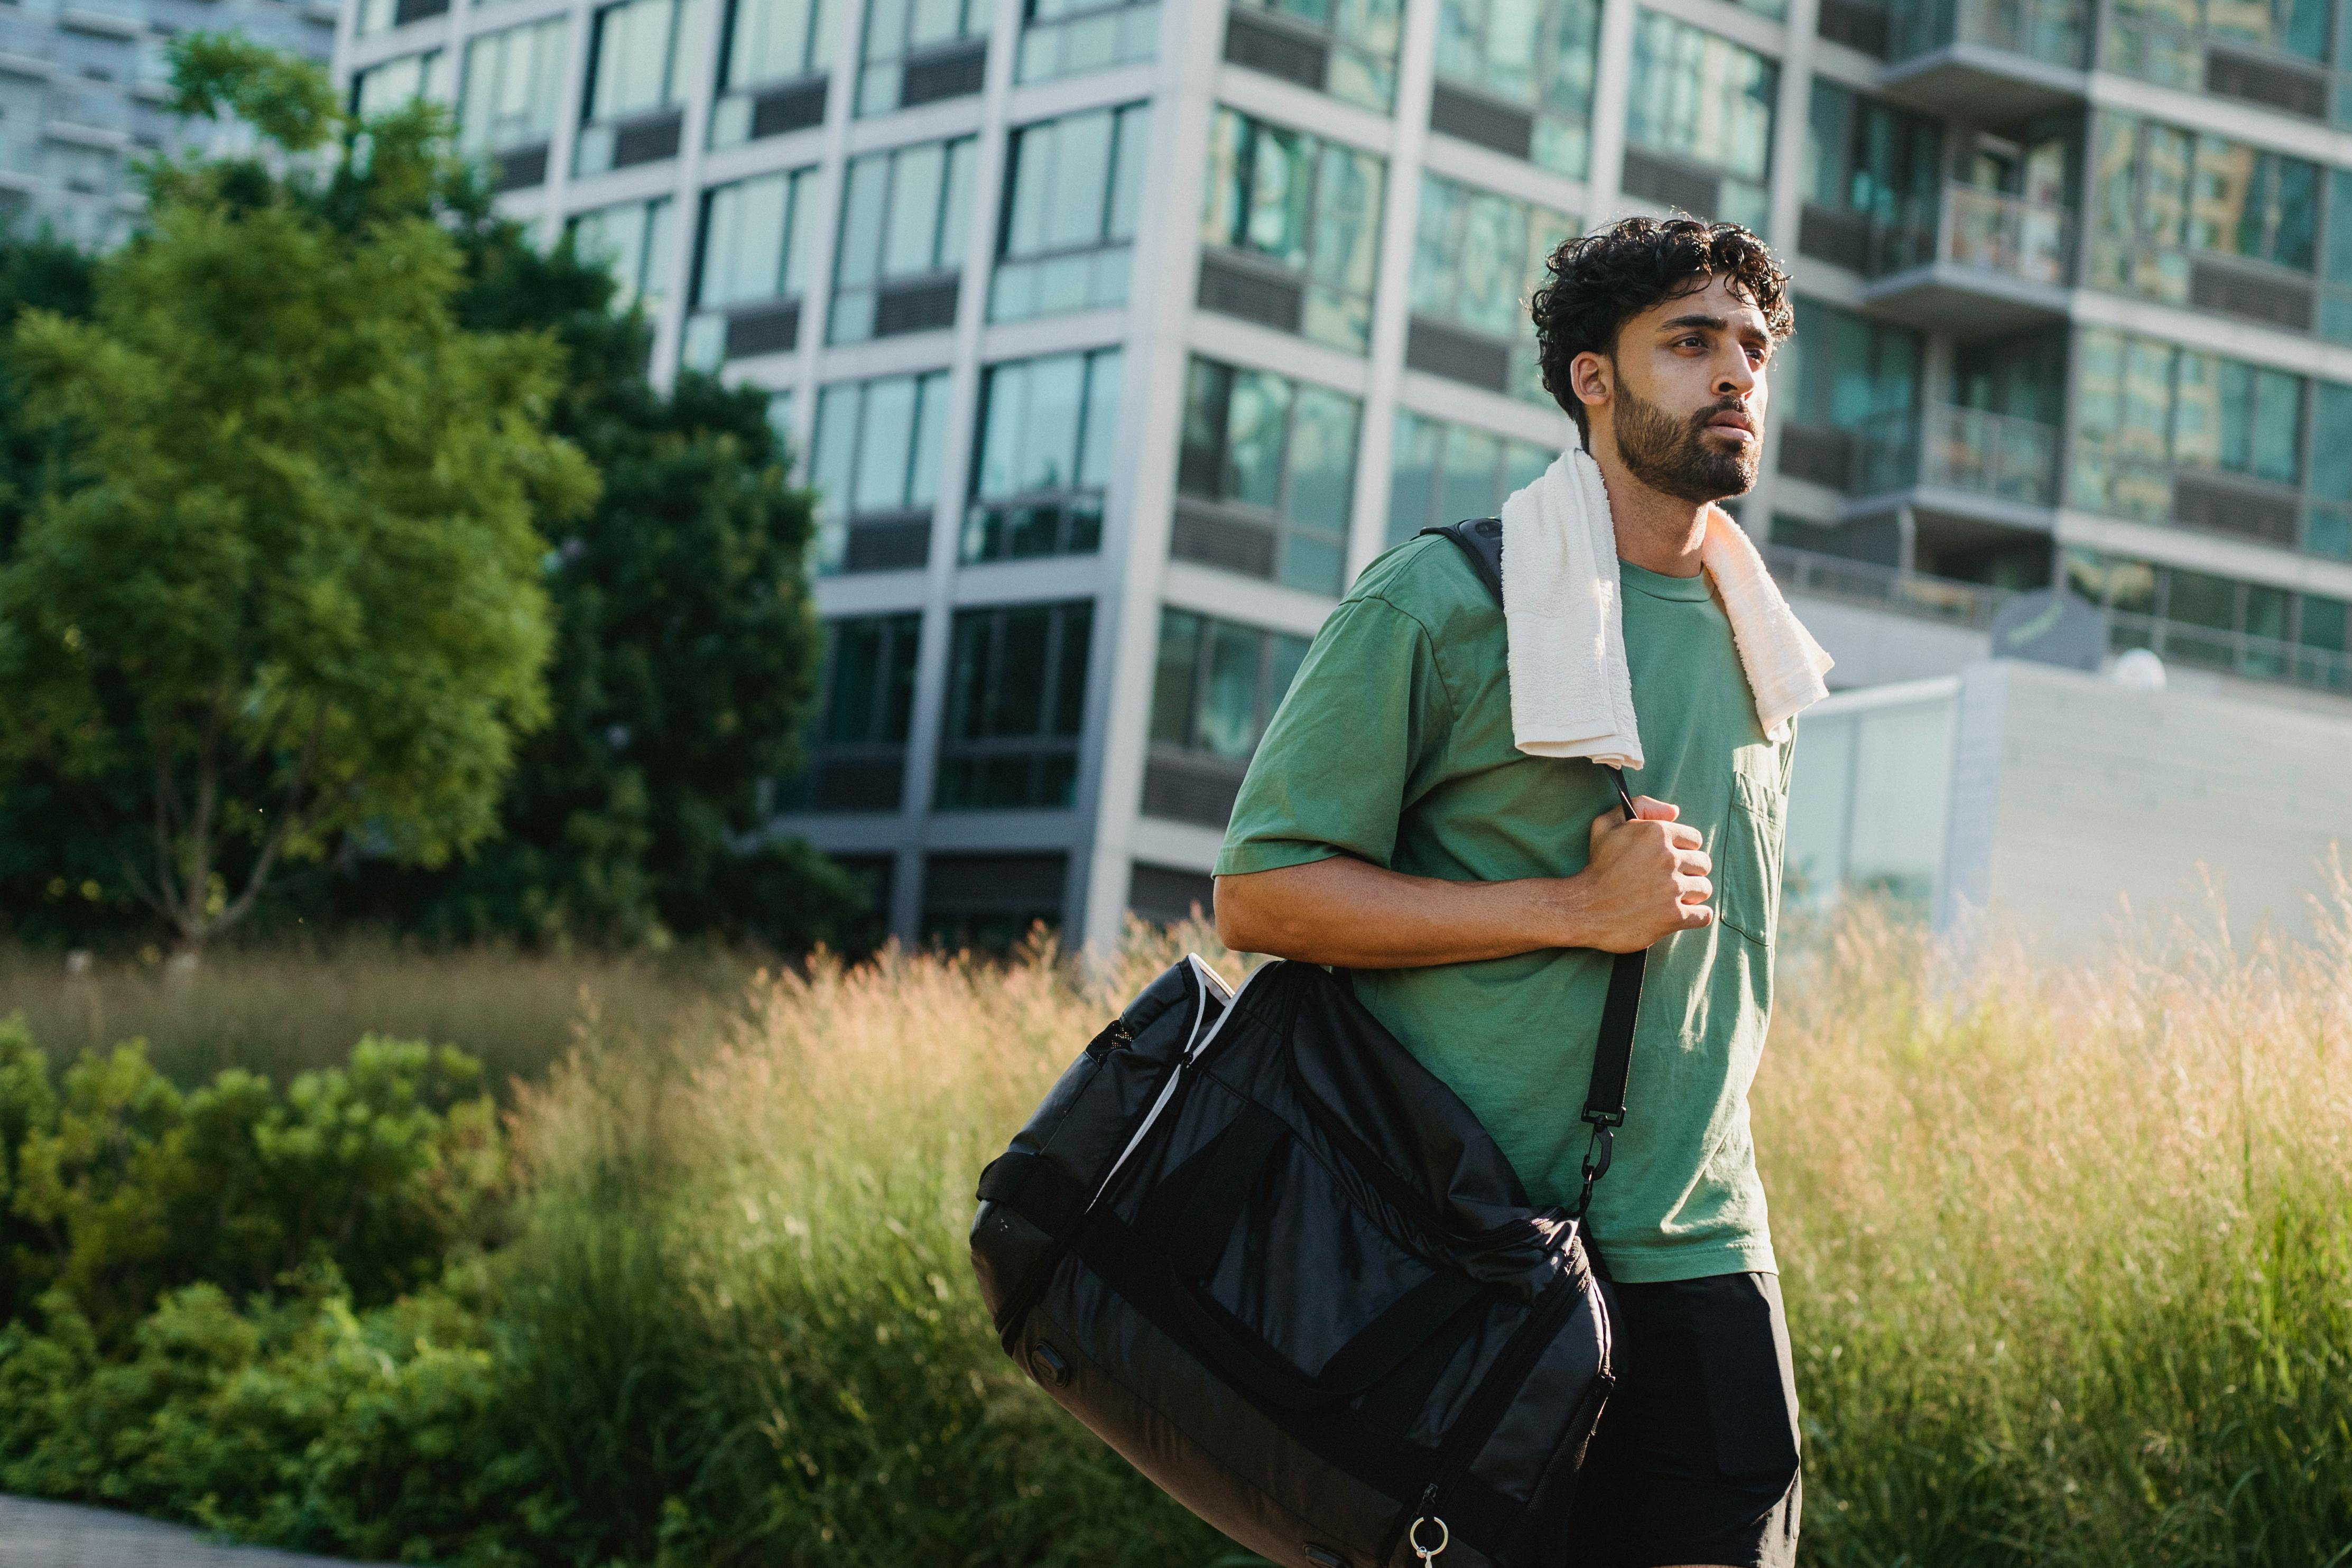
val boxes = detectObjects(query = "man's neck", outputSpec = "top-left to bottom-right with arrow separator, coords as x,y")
1589,431 -> 1709,579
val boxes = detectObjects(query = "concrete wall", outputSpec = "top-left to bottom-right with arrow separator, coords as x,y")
1941,660 -> 2352,948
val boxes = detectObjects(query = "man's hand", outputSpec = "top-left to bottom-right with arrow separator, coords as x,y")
1577,796 -> 1713,952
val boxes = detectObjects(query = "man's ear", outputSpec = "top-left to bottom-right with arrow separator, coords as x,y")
1569,349 -> 1612,415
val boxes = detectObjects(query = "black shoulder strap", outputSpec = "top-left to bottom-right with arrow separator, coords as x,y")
1421,517 -> 1645,1219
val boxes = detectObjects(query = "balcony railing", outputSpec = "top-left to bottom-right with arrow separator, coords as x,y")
1918,403 -> 2059,504
1763,542 -> 2007,629
1942,182 -> 2070,286
1890,0 -> 2087,66
2110,613 -> 2352,694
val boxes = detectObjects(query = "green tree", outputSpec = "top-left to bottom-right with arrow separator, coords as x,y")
0,132 -> 597,953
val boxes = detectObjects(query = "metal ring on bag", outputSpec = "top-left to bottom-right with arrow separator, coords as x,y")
1408,1516 -> 1450,1561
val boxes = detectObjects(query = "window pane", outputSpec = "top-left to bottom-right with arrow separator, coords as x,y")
728,0 -> 828,85
909,372 -> 951,508
974,360 -> 1029,499
938,137 -> 976,270
823,619 -> 883,744
1151,610 -> 1201,746
2250,368 -> 2301,485
1286,386 -> 1361,531
1440,425 -> 1502,524
1224,370 -> 1292,508
1388,411 -> 1443,544
2165,568 -> 2236,629
996,607 -> 1050,736
855,377 -> 918,512
811,384 -> 860,516
1199,622 -> 1263,758
1078,350 -> 1122,490
1052,602 -> 1092,736
836,155 -> 890,289
2313,384 -> 2352,502
1108,105 -> 1149,241
884,143 -> 946,276
1845,702 -> 1954,907
1628,12 -> 1777,181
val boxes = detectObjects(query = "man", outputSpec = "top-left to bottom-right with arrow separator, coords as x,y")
1211,217 -> 1805,1568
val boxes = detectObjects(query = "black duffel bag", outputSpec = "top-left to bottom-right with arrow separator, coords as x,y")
968,521 -> 1646,1568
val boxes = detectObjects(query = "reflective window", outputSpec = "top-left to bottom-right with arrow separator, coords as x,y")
1432,0 -> 1601,177
964,347 -> 1123,563
711,0 -> 838,145
1780,298 -> 1922,491
780,612 -> 921,813
830,136 -> 977,344
587,0 -> 688,121
993,101 -> 1149,322
1408,173 -> 1575,401
459,20 -> 563,155
1199,106 -> 1387,355
2087,112 -> 2320,308
808,369 -> 955,572
859,0 -> 989,115
1149,610 -> 1311,760
937,600 -> 1094,810
352,51 -> 441,117
2065,547 -> 2351,689
683,166 -> 817,367
1018,0 -> 1158,81
2326,169 -> 2352,345
1227,0 -> 1403,111
1802,80 -> 1941,267
1387,411 -> 1552,548
1782,695 -> 1956,915
1624,11 -> 1777,230
2071,327 -> 2311,532
567,197 -> 674,313
1176,356 -> 1362,596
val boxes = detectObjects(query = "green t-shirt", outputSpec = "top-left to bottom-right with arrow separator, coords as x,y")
1214,534 -> 1794,1283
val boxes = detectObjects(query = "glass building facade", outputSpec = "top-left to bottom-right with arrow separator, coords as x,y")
339,0 -> 2352,950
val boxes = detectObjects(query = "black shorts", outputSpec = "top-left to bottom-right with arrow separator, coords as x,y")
1562,1270 -> 1802,1568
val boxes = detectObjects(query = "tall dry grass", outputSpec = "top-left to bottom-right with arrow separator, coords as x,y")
494,885 -> 2352,1565
0,935 -> 750,1091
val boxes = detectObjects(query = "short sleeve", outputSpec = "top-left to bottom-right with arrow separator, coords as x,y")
1215,594 -> 1455,878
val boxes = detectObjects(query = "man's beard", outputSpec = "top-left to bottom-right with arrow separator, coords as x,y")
1611,380 -> 1760,503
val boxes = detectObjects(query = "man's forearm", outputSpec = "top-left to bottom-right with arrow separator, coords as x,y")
1214,855 -> 1600,969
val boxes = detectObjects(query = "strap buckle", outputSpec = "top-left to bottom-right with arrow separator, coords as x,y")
1570,1124 -> 1615,1218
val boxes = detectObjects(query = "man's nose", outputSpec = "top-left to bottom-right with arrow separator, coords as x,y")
1716,352 -> 1757,396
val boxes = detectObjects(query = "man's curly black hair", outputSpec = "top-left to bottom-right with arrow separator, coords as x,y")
1532,216 -> 1794,443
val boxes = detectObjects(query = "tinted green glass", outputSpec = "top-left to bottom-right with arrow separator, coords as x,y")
1150,610 -> 1201,746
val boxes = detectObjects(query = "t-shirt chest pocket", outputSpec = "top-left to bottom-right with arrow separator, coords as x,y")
1714,745 -> 1786,950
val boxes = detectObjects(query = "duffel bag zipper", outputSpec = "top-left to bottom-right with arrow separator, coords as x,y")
1374,1235 -> 1597,1566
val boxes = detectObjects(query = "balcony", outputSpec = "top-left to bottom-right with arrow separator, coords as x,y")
1764,542 -> 2005,629
1882,0 -> 2088,118
2110,613 -> 2352,696
1916,404 -> 2058,507
1859,183 -> 2071,331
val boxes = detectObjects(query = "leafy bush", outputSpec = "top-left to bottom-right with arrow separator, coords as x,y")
0,1016 -> 508,1340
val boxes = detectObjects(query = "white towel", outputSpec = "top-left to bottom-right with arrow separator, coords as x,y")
1499,442 -> 1833,771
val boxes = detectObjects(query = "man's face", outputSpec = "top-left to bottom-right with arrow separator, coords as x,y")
1579,273 -> 1775,504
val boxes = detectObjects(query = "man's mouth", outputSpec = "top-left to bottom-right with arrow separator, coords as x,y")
1701,410 -> 1757,442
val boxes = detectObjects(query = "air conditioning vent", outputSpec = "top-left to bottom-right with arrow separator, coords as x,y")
1224,8 -> 1329,91
724,299 -> 800,359
2205,45 -> 2326,119
610,110 -> 682,169
750,78 -> 827,138
1141,754 -> 1249,829
901,38 -> 986,106
1405,317 -> 1511,393
842,514 -> 932,573
1429,81 -> 1533,159
1619,148 -> 1720,220
1197,252 -> 1305,335
2188,259 -> 2314,331
873,275 -> 959,337
1170,502 -> 1276,580
490,142 -> 548,192
2171,473 -> 2300,546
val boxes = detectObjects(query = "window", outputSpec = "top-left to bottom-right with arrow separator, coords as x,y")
992,101 -> 1149,322
1387,411 -> 1552,547
459,20 -> 564,185
2071,327 -> 2321,550
1781,694 -> 1956,914
2106,0 -> 2335,112
830,136 -> 977,344
567,197 -> 675,313
2087,113 -> 2321,323
1174,356 -> 1361,596
1431,0 -> 1601,177
920,852 -> 1068,951
1140,609 -> 1310,825
937,600 -> 1094,810
859,0 -> 989,115
1800,81 -> 1942,275
683,166 -> 816,367
1018,0 -> 1158,82
712,0 -> 838,145
782,613 -> 920,811
2326,169 -> 2352,344
576,0 -> 689,175
1623,11 -> 1776,231
1777,299 -> 1921,493
964,347 -> 1123,563
2312,383 -> 2352,559
1408,174 -> 1575,401
809,369 -> 955,572
1225,0 -> 1404,112
353,52 -> 441,118
1198,107 -> 1387,355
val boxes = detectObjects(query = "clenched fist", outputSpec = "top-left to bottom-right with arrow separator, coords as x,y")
1576,796 -> 1714,952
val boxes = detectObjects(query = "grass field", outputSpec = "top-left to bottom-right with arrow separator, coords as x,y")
2,885 -> 2347,1566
